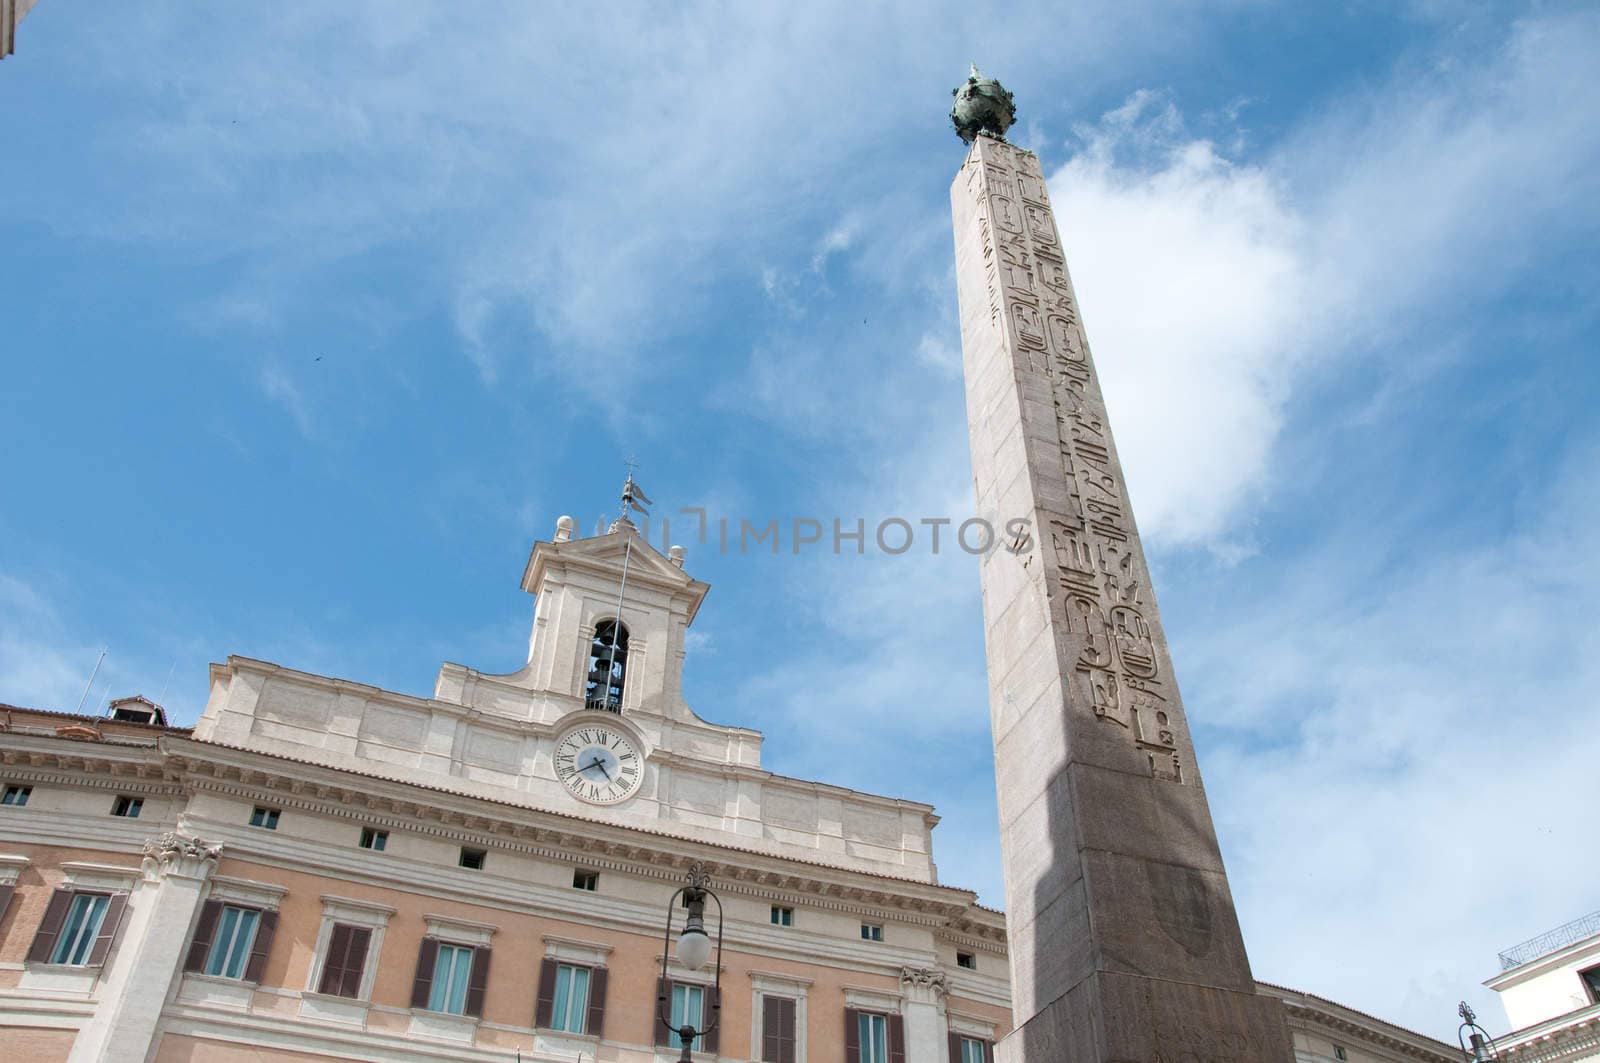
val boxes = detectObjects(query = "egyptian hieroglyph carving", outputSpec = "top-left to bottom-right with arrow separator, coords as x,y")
962,138 -> 1186,782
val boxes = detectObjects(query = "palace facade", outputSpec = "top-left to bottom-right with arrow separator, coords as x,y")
0,518 -> 1462,1063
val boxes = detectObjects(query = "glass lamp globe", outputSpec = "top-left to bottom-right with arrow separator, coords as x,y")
676,926 -> 712,971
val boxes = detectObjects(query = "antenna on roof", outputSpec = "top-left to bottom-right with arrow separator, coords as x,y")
74,647 -> 107,715
594,459 -> 649,713
157,658 -> 177,706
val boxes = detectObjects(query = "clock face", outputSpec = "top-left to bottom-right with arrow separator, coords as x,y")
554,725 -> 643,805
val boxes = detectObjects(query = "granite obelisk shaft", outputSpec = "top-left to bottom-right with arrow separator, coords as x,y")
951,136 -> 1291,1062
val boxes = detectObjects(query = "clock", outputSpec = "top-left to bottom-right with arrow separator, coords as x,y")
554,724 -> 643,805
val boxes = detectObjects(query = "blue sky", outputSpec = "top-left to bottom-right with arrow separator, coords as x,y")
4,0 -> 1598,1040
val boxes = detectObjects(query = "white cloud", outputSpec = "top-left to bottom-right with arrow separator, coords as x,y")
1048,95 -> 1308,551
1197,442 -> 1600,1034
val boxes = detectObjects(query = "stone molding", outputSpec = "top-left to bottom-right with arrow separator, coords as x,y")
539,934 -> 613,966
423,913 -> 496,947
141,831 -> 222,881
167,752 -> 1001,938
60,860 -> 143,892
207,874 -> 288,910
0,852 -> 30,886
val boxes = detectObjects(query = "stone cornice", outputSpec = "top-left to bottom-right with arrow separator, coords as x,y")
159,737 -> 1006,945
1263,983 -> 1457,1062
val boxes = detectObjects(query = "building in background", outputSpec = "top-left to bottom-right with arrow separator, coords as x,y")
1,0 -> 38,58
1485,912 -> 1600,1063
1,518 -> 1012,1062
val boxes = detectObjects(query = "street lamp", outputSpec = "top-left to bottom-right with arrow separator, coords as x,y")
658,862 -> 724,1061
1458,1002 -> 1499,1063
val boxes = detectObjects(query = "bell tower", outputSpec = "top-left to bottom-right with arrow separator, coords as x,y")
948,73 -> 1292,1063
511,513 -> 709,722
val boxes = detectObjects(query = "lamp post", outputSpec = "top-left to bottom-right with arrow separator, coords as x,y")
658,862 -> 724,1061
1458,1002 -> 1499,1063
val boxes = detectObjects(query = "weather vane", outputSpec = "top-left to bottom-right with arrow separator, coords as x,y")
950,63 -> 1017,144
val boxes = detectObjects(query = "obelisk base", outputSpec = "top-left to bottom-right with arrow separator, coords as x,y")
996,973 -> 1292,1063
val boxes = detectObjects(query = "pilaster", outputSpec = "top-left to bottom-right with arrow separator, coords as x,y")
66,831 -> 221,1063
901,966 -> 950,1062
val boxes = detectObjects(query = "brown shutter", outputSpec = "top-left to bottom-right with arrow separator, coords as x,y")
411,937 -> 440,1009
585,965 -> 607,1037
185,900 -> 224,973
656,977 -> 672,1045
845,1007 -> 861,1062
27,888 -> 74,963
779,997 -> 797,1063
464,945 -> 491,1019
984,1041 -> 995,1063
534,957 -> 559,1028
0,884 -> 14,927
702,985 -> 720,1054
949,1031 -> 963,1063
243,909 -> 277,983
888,1013 -> 906,1063
318,924 -> 352,995
85,892 -> 128,966
763,995 -> 783,1061
339,926 -> 371,998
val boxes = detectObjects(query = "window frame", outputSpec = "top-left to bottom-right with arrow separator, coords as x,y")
426,941 -> 477,1015
359,827 -> 388,851
751,971 -> 810,1063
1584,963 -> 1600,1004
204,904 -> 263,979
248,806 -> 280,830
305,896 -> 394,1003
771,905 -> 794,927
458,847 -> 486,870
861,922 -> 884,942
2,784 -> 32,806
572,869 -> 599,891
956,951 -> 976,970
550,961 -> 593,1034
50,892 -> 113,966
857,1010 -> 890,1063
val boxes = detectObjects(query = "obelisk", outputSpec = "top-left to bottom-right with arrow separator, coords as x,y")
948,71 -> 1291,1062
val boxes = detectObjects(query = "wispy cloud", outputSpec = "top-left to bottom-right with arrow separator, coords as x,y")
258,362 -> 315,439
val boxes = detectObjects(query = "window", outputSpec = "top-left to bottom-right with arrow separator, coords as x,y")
771,905 -> 794,927
573,870 -> 598,891
1584,964 -> 1600,1003
248,806 -> 280,829
960,1036 -> 989,1063
861,922 -> 883,942
459,847 -> 486,870
858,1012 -> 889,1063
427,943 -> 476,1015
111,796 -> 143,818
956,951 -> 976,970
550,962 -> 591,1034
1333,1048 -> 1347,1062
359,828 -> 387,851
760,994 -> 798,1063
51,893 -> 111,965
317,923 -> 373,998
205,905 -> 262,978
671,982 -> 706,1049
585,619 -> 629,711
2,785 -> 31,806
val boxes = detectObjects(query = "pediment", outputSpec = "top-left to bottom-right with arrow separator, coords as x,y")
521,526 -> 709,618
